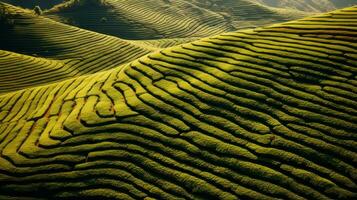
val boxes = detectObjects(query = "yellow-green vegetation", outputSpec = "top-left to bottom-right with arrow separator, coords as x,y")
0,3 -> 194,93
0,4 -> 357,200
45,0 -> 312,39
254,0 -> 356,12
188,0 -> 313,28
45,0 -> 233,39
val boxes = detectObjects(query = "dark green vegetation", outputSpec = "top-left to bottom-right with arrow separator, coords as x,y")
0,3 -> 356,199
0,3 -> 13,26
1,0 -> 64,9
33,5 -> 42,15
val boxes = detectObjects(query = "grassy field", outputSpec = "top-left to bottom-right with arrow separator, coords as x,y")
0,3 -> 356,199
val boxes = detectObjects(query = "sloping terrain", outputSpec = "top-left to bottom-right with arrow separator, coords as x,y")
330,0 -> 357,8
0,6 -> 356,200
254,0 -> 335,12
45,0 -> 233,39
0,49 -> 74,94
188,0 -> 311,29
254,0 -> 356,12
45,0 -> 310,39
1,0 -> 64,9
0,3 -> 194,93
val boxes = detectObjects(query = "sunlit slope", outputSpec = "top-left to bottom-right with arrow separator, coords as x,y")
254,0 -> 334,12
187,0 -> 311,29
0,49 -> 75,94
0,6 -> 357,200
45,0 -> 309,39
0,3 -> 193,93
254,0 -> 356,12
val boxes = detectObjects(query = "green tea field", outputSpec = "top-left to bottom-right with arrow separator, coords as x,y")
0,0 -> 356,199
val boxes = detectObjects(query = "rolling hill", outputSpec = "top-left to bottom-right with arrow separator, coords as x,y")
0,5 -> 356,200
0,2 -> 195,93
187,0 -> 311,29
45,0 -> 234,39
44,0 -> 311,39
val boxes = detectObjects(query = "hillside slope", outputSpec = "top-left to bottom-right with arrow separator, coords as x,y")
188,0 -> 311,29
1,0 -> 64,9
45,0 -> 233,39
0,6 -> 357,200
0,3 -> 194,93
254,0 -> 356,12
45,0 -> 310,39
330,0 -> 357,8
0,49 -> 75,94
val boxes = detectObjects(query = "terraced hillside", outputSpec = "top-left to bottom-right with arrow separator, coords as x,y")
188,0 -> 311,29
254,0 -> 356,12
45,0 -> 310,39
0,3 -> 194,93
0,49 -> 74,94
331,0 -> 357,8
45,0 -> 232,39
0,5 -> 356,200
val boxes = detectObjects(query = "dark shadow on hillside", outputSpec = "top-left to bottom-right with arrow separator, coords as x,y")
1,0 -> 64,9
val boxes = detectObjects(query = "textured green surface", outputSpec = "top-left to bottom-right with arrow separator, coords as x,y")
45,0 -> 311,39
255,0 -> 355,12
0,5 -> 356,200
0,3 -> 195,93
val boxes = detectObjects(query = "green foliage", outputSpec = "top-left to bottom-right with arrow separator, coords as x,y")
45,0 -> 311,40
0,4 -> 189,94
33,5 -> 42,15
0,3 -> 357,200
100,16 -> 107,23
0,5 -> 14,27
